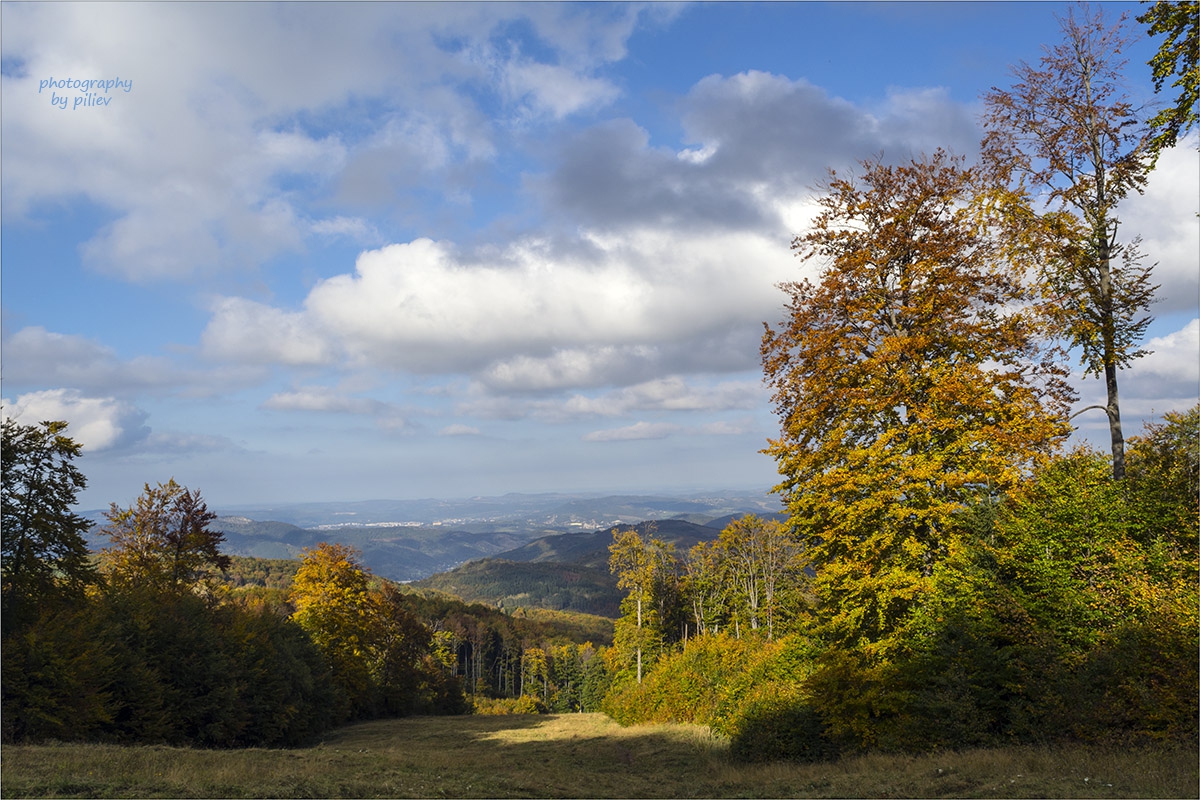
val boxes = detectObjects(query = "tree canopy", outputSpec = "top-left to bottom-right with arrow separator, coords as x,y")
1,418 -> 97,626
982,3 -> 1159,478
762,150 -> 1073,649
99,479 -> 231,596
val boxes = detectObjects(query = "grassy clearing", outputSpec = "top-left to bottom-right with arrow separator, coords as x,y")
2,713 -> 1196,799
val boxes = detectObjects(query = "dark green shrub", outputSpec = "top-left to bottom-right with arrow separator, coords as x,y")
730,698 -> 838,763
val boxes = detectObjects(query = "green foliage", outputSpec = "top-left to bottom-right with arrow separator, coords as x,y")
686,516 -> 810,641
602,632 -> 817,736
221,555 -> 301,590
1140,0 -> 1199,154
0,604 -> 114,743
992,452 -> 1138,648
1126,405 -> 1200,570
988,445 -> 1199,746
222,601 -> 341,746
472,694 -> 547,715
608,527 -> 682,683
1,419 -> 97,628
607,418 -> 1198,760
1,588 -> 341,747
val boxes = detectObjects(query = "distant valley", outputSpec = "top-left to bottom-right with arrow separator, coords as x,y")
82,490 -> 784,590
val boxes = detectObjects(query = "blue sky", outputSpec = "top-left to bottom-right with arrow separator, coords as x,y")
3,2 -> 1197,510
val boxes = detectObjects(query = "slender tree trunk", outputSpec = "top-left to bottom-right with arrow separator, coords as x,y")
1097,230 -> 1126,480
1105,360 -> 1125,479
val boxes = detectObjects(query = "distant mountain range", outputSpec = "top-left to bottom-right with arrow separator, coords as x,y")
82,491 -> 785,588
202,489 -> 781,530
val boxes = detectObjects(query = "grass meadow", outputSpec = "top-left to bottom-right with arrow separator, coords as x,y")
2,713 -> 1196,799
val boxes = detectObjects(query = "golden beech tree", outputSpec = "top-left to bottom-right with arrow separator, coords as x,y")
982,3 -> 1159,480
762,150 -> 1073,651
290,542 -> 377,711
99,479 -> 230,596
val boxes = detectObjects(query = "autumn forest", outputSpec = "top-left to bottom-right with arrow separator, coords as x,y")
2,1 -> 1198,771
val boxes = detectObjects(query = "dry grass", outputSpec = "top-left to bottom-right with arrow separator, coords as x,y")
2,713 -> 1196,798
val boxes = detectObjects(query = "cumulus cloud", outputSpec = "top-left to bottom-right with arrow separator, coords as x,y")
310,215 -> 382,244
1126,318 -> 1200,401
263,388 -> 383,415
203,298 -> 334,366
502,61 -> 620,119
457,374 -> 764,424
1116,136 -> 1200,316
140,431 -> 245,455
581,416 -> 754,442
529,71 -> 980,239
199,227 -> 799,388
562,377 -> 763,417
1,389 -> 149,452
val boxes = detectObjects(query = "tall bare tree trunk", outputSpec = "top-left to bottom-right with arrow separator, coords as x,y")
1097,237 -> 1127,479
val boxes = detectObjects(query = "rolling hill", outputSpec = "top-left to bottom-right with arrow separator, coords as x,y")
411,519 -> 726,617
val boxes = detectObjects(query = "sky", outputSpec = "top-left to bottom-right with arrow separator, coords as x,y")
2,1 -> 1197,511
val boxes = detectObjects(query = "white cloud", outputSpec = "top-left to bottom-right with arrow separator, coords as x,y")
311,215 -> 380,243
261,386 -> 408,432
1,389 -> 149,452
583,421 -> 679,442
698,418 -> 754,436
263,388 -> 382,415
200,227 -> 799,388
580,416 -> 755,442
1117,135 -> 1200,316
141,431 -> 244,455
440,424 -> 481,436
502,61 -> 620,119
1,326 -> 263,398
1128,318 -> 1200,398
562,377 -> 763,417
1070,317 -> 1200,444
202,297 -> 333,366
481,346 -> 659,392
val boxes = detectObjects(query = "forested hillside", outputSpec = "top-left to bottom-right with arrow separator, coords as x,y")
412,519 -> 726,616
